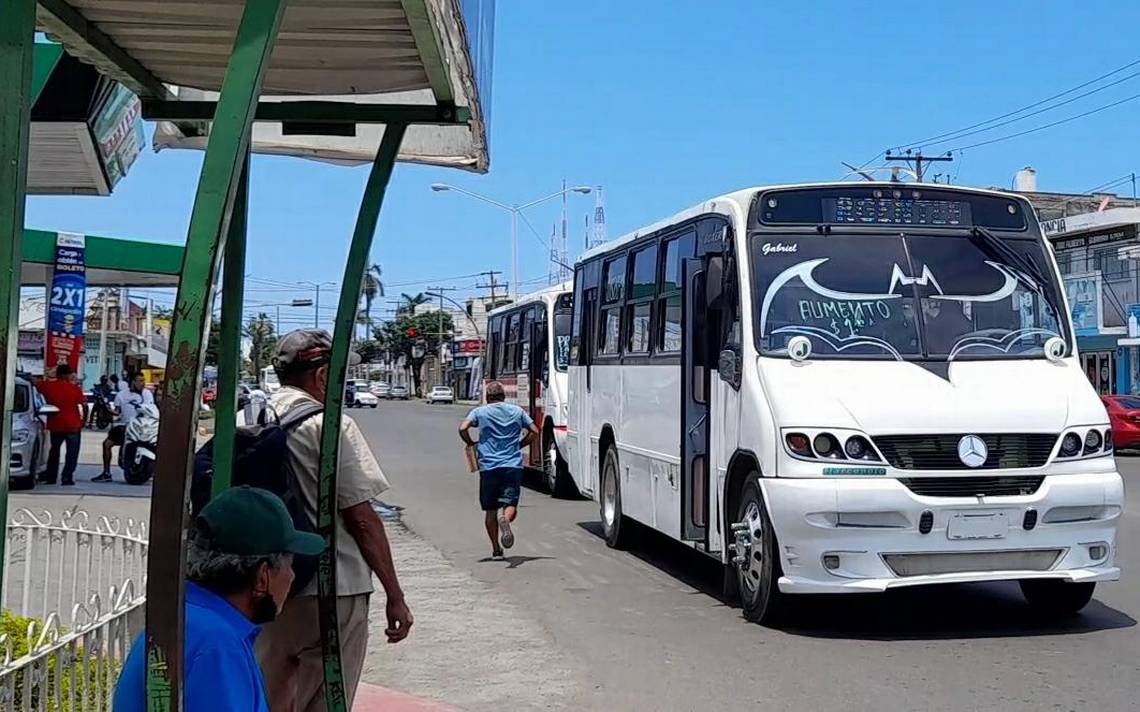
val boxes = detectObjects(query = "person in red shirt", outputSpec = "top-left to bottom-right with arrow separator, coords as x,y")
35,364 -> 89,486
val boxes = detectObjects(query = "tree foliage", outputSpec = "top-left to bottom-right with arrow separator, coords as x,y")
374,310 -> 454,395
243,313 -> 276,378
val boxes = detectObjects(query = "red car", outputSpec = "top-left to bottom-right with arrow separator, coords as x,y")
1101,395 -> 1140,449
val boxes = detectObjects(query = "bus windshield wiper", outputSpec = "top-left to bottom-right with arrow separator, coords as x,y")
968,227 -> 1062,318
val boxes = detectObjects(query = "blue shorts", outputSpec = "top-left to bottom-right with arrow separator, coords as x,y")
479,467 -> 522,511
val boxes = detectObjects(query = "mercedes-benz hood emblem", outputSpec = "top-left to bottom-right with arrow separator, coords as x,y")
958,435 -> 988,468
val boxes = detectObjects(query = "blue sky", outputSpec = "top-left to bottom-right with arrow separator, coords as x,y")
24,0 -> 1140,331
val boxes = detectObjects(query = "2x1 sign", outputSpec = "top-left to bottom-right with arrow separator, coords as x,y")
46,233 -> 86,371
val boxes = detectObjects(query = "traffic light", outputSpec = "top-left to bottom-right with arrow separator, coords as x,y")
407,328 -> 417,338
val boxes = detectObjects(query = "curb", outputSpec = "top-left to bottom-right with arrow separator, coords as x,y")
354,683 -> 458,711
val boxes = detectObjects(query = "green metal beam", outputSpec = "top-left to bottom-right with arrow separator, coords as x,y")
31,42 -> 63,105
398,0 -> 454,104
141,99 -> 468,125
211,152 -> 249,498
316,122 -> 407,712
22,229 -> 184,276
0,0 -> 37,606
145,1 -> 287,710
35,0 -> 172,99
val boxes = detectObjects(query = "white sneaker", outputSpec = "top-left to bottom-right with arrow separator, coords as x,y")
498,514 -> 514,549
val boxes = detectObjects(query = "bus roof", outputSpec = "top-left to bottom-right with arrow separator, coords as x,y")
577,181 -> 1028,263
489,280 -> 572,317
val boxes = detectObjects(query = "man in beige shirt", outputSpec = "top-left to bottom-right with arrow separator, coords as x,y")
256,329 -> 413,712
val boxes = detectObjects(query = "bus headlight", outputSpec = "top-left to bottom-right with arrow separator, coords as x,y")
782,428 -> 885,464
1056,427 -> 1111,460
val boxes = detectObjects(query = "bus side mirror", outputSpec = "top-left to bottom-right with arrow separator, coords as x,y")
718,348 -> 741,389
705,257 -> 724,308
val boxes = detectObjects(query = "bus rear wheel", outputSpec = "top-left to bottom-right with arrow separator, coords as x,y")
1019,580 -> 1096,617
600,445 -> 628,549
734,473 -> 784,624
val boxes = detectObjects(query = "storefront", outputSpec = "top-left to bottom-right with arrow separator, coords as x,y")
1046,208 -> 1140,395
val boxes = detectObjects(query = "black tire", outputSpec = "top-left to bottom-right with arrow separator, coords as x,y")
12,442 -> 39,491
542,428 -> 574,498
735,473 -> 784,624
1019,580 -> 1096,617
599,445 -> 629,548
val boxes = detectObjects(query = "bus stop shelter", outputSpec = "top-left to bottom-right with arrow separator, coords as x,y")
2,2 -> 493,710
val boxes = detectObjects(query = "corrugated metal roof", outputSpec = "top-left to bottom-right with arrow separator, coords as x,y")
51,0 -> 429,96
27,122 -> 109,196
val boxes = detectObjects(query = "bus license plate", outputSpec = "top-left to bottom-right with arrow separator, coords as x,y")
947,511 -> 1007,540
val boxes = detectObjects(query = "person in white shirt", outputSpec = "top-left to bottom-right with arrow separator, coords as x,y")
94,373 -> 155,482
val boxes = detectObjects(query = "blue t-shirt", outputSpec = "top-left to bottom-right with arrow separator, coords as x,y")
467,402 -> 535,470
113,582 -> 269,712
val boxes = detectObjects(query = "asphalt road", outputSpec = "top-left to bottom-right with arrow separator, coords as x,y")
357,400 -> 1139,712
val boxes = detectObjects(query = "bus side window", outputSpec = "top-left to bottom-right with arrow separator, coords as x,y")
518,309 -> 530,373
657,230 -> 696,353
487,316 -> 499,378
570,267 -> 585,363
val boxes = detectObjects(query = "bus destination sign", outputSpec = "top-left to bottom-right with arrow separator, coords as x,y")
823,196 -> 968,226
756,187 -> 1026,230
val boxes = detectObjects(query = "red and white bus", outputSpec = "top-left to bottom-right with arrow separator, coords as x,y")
484,282 -> 575,496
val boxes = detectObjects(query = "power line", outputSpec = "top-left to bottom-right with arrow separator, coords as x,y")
893,56 -> 1140,151
911,68 -> 1140,151
948,89 -> 1140,153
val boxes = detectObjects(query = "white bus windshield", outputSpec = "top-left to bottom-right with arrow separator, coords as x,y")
752,232 -> 1067,361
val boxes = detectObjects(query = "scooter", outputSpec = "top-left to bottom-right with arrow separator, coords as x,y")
121,403 -> 159,485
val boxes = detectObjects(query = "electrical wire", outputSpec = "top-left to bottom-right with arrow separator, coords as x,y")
893,57 -> 1140,151
946,89 -> 1140,153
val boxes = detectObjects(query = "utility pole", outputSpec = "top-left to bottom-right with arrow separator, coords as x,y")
426,286 -> 459,388
475,270 -> 504,365
884,150 -> 953,183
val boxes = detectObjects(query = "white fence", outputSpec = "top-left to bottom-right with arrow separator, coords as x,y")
0,509 -> 148,711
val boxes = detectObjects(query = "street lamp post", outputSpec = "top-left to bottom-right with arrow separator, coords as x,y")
431,183 -> 592,298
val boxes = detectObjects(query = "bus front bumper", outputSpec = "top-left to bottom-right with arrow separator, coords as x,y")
759,472 -> 1123,594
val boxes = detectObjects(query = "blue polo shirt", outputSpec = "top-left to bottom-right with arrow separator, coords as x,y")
113,582 -> 269,712
467,402 -> 535,471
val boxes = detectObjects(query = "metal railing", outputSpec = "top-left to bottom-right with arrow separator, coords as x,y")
0,509 -> 148,710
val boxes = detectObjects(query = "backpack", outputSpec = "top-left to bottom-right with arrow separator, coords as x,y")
191,401 -> 324,596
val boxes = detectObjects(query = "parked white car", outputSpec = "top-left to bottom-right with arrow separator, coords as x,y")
370,381 -> 390,399
426,386 -> 455,404
390,384 -> 410,400
10,376 -> 57,490
350,384 -> 379,408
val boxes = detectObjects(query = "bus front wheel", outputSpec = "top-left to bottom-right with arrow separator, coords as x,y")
600,445 -> 628,549
734,473 -> 784,624
1019,579 -> 1095,617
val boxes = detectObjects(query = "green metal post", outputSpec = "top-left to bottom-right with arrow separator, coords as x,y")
0,0 -> 36,605
212,151 -> 250,497
316,123 -> 408,712
145,2 -> 287,710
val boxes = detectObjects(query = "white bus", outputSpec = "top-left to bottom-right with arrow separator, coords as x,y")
485,282 -> 576,495
565,183 -> 1123,622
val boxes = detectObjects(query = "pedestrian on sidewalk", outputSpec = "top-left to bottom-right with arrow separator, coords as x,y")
258,328 -> 413,712
459,380 -> 541,559
34,364 -> 88,486
114,486 -> 326,712
94,372 -> 154,482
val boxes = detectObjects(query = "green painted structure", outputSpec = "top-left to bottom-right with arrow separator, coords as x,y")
1,2 -> 492,711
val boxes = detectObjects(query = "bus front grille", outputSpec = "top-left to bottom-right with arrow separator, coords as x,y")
873,434 -> 1057,470
898,476 -> 1045,497
883,549 -> 1063,577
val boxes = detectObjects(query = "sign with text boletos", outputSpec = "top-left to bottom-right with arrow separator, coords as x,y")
46,233 -> 87,371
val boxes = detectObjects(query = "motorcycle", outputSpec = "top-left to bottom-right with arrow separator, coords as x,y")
91,389 -> 113,430
121,403 -> 159,485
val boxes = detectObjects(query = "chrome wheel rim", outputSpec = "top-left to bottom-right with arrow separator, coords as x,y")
602,459 -> 617,528
544,437 -> 557,490
737,500 -> 764,596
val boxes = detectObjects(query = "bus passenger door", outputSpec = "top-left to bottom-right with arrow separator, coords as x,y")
681,258 -> 709,543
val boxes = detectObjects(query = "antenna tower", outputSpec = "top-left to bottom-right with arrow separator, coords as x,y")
588,186 -> 607,250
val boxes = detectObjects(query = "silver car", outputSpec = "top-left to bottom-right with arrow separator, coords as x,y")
9,376 -> 57,490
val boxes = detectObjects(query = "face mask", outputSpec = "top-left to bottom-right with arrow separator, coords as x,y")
250,591 -> 279,625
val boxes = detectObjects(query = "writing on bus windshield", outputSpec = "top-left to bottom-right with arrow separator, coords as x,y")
751,233 -> 1066,360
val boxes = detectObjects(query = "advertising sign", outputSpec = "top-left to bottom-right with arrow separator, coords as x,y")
1064,273 -> 1102,337
46,233 -> 87,371
18,330 -> 44,356
91,83 -> 144,189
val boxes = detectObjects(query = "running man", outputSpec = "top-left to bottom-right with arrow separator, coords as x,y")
458,381 -> 541,559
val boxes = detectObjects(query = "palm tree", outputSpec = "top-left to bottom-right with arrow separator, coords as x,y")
243,313 -> 276,382
397,292 -> 429,317
360,263 -> 384,341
